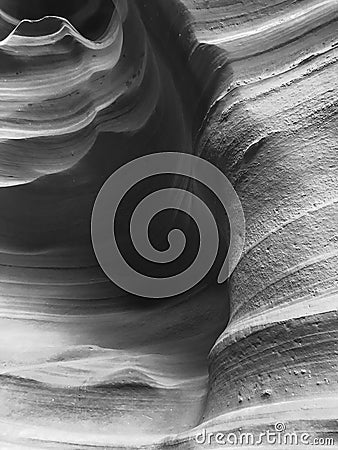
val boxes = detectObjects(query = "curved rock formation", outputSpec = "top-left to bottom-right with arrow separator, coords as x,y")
0,0 -> 337,448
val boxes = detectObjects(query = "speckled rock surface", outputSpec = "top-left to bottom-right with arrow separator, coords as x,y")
0,0 -> 337,448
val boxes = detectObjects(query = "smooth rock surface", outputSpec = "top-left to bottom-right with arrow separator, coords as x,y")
0,0 -> 337,448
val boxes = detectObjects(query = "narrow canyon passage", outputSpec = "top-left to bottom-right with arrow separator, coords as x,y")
0,0 -> 233,443
0,0 -> 337,448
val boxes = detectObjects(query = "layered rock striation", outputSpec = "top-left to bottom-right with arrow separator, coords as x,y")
0,0 -> 337,448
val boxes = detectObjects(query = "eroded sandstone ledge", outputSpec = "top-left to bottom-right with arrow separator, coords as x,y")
0,0 -> 337,448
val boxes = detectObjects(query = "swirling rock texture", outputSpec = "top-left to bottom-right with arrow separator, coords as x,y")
0,0 -> 337,448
